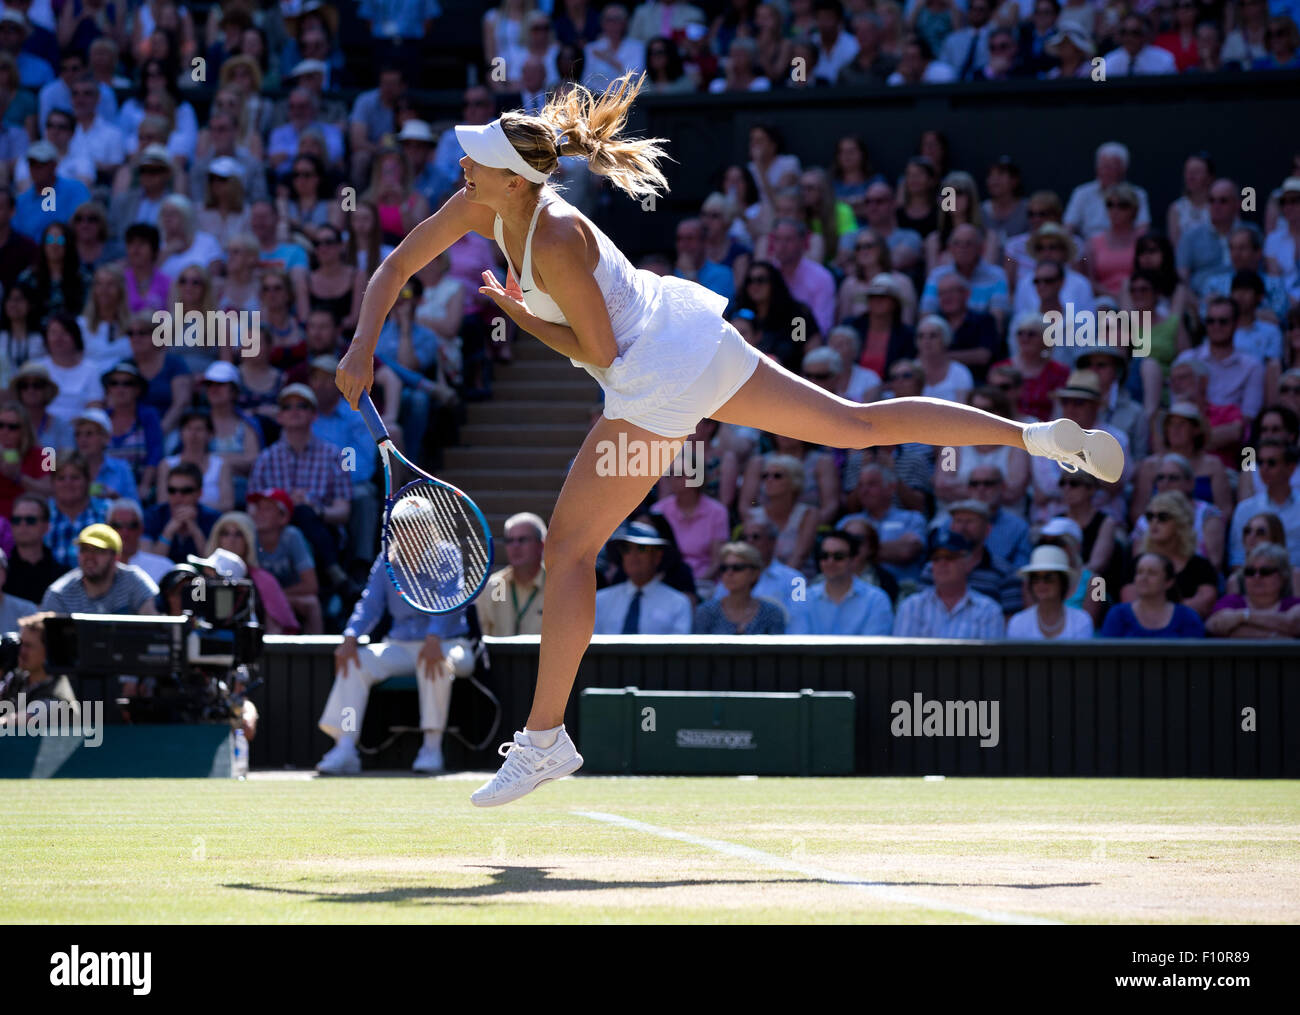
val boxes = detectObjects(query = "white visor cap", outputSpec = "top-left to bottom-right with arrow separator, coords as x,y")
455,118 -> 550,184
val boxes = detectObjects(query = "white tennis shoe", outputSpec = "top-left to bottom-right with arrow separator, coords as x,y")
470,728 -> 583,807
1022,418 -> 1125,484
316,741 -> 361,776
412,744 -> 444,774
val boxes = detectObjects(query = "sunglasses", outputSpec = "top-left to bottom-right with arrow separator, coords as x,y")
855,242 -> 879,251
818,551 -> 850,561
1205,316 -> 1234,325
746,276 -> 770,285
11,515 -> 42,525
804,372 -> 833,381
967,479 -> 1000,488
1259,458 -> 1284,468
503,536 -> 536,545
1033,276 -> 1059,285
1280,385 -> 1300,395
1144,511 -> 1173,523
742,531 -> 770,541
16,380 -> 47,390
890,371 -> 916,381
718,563 -> 756,574
106,379 -> 139,388
1154,472 -> 1186,483
111,520 -> 142,530
168,486 -> 198,495
1059,477 -> 1091,488
931,551 -> 964,562
281,402 -> 313,411
1243,566 -> 1279,577
0,421 -> 21,431
293,170 -> 317,178
1029,573 -> 1059,582
262,284 -> 286,292
1105,200 -> 1134,209
72,214 -> 99,224
761,471 -> 787,480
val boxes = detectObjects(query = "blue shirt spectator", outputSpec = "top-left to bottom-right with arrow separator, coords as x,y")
893,584 -> 1005,638
14,174 -> 90,240
788,576 -> 894,635
693,597 -> 786,634
920,262 -> 1010,319
1100,601 -> 1205,638
376,318 -> 439,373
358,0 -> 443,40
312,394 -> 376,486
838,505 -> 928,585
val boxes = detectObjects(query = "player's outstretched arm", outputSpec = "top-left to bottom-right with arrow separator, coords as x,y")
338,189 -> 492,408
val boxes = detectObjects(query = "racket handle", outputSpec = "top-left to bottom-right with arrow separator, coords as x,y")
357,391 -> 391,443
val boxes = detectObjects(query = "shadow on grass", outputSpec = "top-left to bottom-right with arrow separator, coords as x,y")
224,867 -> 1096,906
223,866 -> 817,905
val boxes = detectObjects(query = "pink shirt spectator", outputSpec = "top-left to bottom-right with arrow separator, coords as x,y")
1086,229 -> 1142,296
447,231 -> 499,316
782,256 -> 836,336
125,266 -> 172,315
651,493 -> 730,580
251,566 -> 300,634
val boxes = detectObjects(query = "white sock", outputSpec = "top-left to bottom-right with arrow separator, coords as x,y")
524,725 -> 562,749
423,731 -> 440,750
337,734 -> 356,751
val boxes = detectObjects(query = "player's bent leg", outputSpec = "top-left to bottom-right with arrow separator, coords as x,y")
470,415 -> 670,808
712,356 -> 1123,483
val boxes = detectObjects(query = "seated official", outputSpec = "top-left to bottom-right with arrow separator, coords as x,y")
0,612 -> 77,731
693,542 -> 786,635
474,512 -> 546,636
593,522 -> 693,635
316,542 -> 476,776
40,523 -> 159,615
789,530 -> 894,636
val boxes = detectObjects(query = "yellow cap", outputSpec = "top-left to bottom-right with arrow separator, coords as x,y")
77,522 -> 122,554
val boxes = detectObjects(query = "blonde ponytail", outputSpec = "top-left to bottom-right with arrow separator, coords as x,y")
500,73 -> 674,202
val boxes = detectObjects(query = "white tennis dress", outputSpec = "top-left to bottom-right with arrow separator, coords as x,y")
491,188 -> 763,437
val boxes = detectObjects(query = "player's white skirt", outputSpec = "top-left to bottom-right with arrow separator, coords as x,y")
574,274 -> 763,437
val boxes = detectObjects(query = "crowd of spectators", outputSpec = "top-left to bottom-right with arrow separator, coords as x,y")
0,0 -> 1295,656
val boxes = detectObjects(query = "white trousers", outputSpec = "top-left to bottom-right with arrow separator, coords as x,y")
318,638 -> 474,743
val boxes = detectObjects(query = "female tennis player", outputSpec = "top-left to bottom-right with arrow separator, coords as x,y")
336,73 -> 1122,806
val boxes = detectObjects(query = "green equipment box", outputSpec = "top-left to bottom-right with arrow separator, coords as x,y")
578,687 -> 855,775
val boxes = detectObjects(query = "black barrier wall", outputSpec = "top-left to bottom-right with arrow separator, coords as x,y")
250,636 -> 1298,778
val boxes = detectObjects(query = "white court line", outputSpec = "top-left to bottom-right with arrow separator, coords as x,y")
575,810 -> 1062,926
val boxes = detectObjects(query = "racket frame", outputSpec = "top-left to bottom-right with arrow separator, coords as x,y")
359,392 -> 495,614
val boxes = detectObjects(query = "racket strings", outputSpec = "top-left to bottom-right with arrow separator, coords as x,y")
387,481 -> 491,612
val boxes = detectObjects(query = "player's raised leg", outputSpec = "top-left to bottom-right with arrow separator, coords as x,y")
712,357 -> 1123,482
470,414 -> 678,807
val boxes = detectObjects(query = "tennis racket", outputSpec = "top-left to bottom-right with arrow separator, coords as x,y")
356,391 -> 494,614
